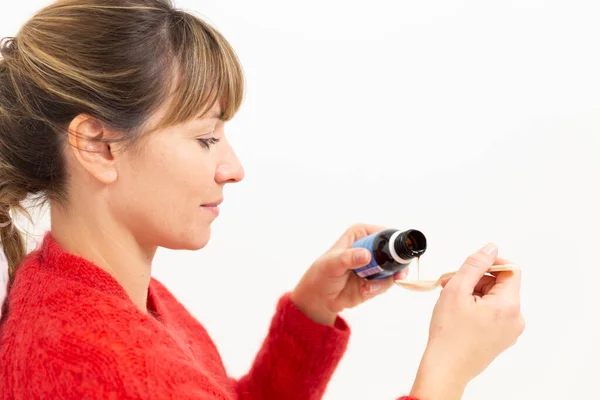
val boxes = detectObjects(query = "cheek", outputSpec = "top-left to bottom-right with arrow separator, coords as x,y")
160,145 -> 216,200
109,138 -> 217,248
151,150 -> 216,249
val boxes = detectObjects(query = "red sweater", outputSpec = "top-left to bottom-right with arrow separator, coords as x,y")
0,233 -> 417,399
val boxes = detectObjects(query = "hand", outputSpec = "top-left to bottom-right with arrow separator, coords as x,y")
410,243 -> 525,400
290,224 -> 406,326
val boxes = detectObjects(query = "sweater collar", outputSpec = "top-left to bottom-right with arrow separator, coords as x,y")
38,232 -> 163,318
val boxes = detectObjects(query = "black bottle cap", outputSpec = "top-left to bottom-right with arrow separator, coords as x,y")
393,229 -> 427,261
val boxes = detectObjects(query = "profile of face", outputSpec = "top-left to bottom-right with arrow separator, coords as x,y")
66,87 -> 245,252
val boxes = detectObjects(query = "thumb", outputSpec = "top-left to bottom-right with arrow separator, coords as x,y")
447,243 -> 498,294
318,247 -> 372,278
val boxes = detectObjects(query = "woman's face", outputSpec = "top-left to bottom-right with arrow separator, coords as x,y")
108,100 -> 245,251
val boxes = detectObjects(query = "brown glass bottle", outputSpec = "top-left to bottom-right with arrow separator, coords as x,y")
352,229 -> 427,280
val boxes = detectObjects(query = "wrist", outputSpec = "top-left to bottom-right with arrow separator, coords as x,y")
290,290 -> 337,327
410,347 -> 468,400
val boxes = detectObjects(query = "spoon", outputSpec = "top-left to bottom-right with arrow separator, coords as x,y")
394,264 -> 520,292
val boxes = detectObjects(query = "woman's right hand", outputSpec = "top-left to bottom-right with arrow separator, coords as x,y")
409,243 -> 525,400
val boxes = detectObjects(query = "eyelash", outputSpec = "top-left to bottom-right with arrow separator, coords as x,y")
197,137 -> 221,149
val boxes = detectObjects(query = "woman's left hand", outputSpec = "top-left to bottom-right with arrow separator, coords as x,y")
290,224 -> 407,326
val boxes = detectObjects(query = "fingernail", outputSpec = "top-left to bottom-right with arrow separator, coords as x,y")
481,243 -> 498,256
367,280 -> 384,294
354,250 -> 368,263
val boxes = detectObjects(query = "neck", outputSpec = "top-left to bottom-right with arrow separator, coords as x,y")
49,203 -> 156,312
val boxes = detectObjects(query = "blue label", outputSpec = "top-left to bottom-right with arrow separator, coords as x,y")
352,233 -> 392,279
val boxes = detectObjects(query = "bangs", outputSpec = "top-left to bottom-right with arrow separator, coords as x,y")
151,12 -> 244,131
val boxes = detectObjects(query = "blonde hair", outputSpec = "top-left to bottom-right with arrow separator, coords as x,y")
0,0 -> 244,279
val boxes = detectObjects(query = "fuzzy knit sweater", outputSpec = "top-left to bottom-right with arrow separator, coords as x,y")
0,233 -> 417,400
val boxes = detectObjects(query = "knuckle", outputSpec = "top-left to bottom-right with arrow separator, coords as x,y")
345,223 -> 364,237
337,252 -> 349,267
463,254 -> 489,270
347,223 -> 386,237
342,250 -> 354,266
350,223 -> 365,231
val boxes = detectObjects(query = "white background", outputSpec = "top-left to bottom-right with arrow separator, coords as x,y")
3,1 -> 600,399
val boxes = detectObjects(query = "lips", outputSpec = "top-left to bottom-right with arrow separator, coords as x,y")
201,198 -> 223,217
202,198 -> 223,207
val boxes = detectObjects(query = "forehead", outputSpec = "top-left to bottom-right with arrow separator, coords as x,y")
142,97 -> 223,135
195,103 -> 225,121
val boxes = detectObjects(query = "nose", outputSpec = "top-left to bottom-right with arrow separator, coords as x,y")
215,140 -> 245,184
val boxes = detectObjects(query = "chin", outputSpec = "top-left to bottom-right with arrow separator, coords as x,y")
186,227 -> 212,250
188,234 -> 211,250
157,227 -> 212,251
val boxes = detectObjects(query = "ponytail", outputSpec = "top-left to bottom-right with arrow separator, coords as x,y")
0,204 -> 27,280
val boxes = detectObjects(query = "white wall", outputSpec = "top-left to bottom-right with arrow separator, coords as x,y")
3,1 -> 600,399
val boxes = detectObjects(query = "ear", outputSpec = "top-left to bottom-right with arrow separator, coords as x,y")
67,114 -> 118,185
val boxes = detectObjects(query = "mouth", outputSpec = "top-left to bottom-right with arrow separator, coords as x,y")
202,198 -> 223,207
201,198 -> 223,217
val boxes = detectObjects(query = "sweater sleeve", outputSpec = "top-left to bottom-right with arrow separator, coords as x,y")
234,293 -> 350,400
234,293 -> 420,400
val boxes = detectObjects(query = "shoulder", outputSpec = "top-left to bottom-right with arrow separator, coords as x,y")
3,257 -> 132,338
4,253 -> 139,333
0,249 -> 229,399
0,264 -> 156,398
1,253 -> 149,363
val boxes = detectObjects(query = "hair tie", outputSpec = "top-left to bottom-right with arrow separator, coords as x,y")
0,210 -> 14,229
0,37 -> 17,58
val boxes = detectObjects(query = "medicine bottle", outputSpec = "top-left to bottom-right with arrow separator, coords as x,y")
352,229 -> 427,280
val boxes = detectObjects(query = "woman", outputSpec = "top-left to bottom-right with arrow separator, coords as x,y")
0,1 -> 525,399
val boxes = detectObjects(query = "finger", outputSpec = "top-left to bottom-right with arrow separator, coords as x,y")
489,255 -> 520,282
441,277 -> 451,288
320,247 -> 372,277
494,256 -> 514,266
329,223 -> 388,251
442,274 -> 495,293
488,268 -> 522,298
473,275 -> 497,296
447,243 -> 498,294
392,268 -> 409,281
361,275 -> 395,297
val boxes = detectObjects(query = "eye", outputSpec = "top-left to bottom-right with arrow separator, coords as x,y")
197,137 -> 221,149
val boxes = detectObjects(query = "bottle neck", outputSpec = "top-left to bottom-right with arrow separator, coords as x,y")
389,229 -> 426,264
